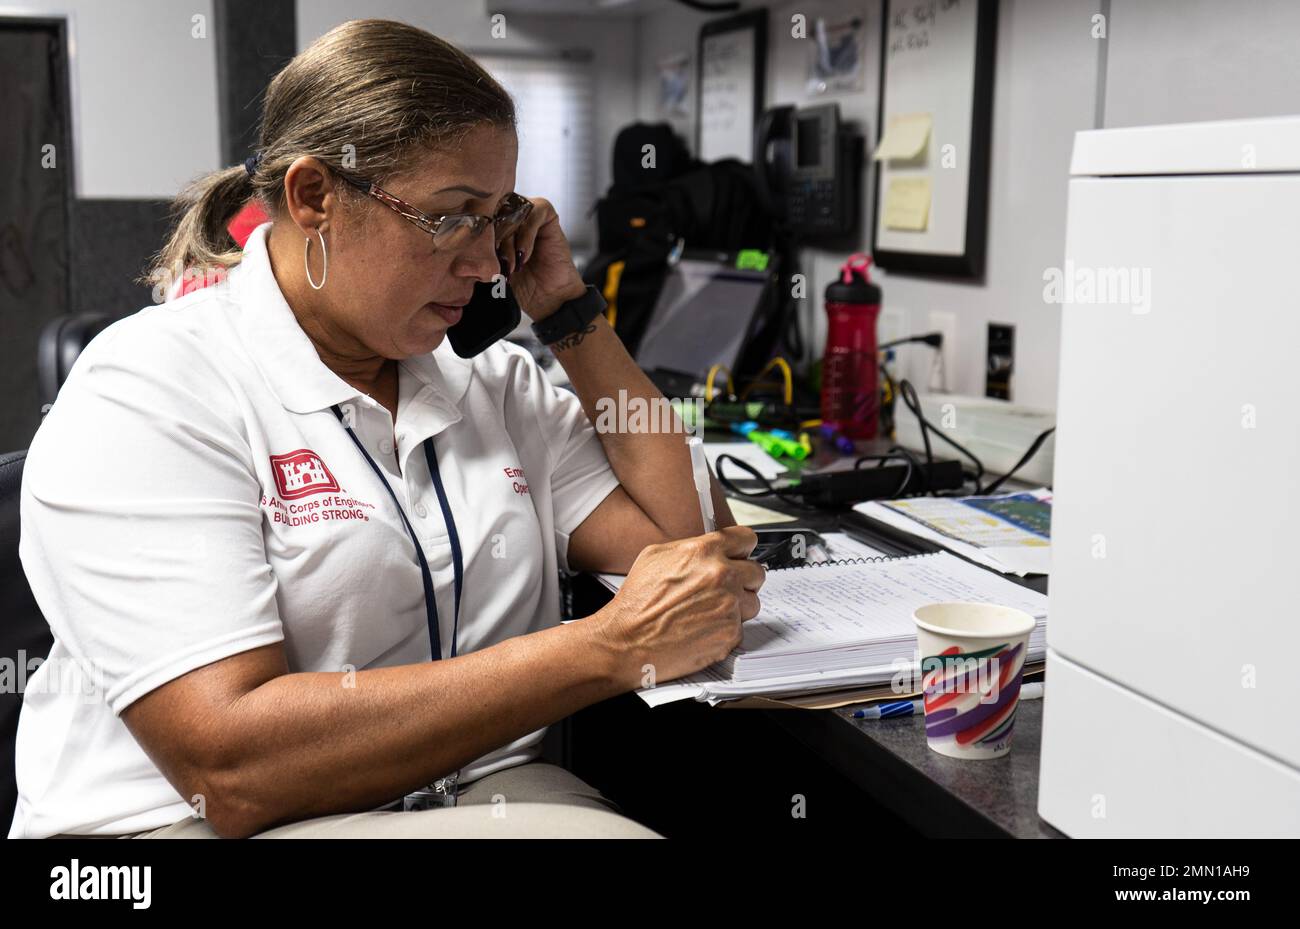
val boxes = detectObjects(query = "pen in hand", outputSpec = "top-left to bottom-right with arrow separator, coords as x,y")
687,437 -> 716,533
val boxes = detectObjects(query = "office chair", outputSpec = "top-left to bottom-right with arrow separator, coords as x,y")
0,451 -> 52,834
37,313 -> 115,412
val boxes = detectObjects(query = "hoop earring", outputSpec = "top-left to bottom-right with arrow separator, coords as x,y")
304,228 -> 328,290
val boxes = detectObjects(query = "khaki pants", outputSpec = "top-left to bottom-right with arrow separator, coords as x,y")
60,763 -> 660,839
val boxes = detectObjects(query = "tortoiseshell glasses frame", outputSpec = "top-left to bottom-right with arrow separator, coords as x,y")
336,172 -> 534,251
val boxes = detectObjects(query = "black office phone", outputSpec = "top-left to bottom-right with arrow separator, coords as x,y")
754,103 -> 863,240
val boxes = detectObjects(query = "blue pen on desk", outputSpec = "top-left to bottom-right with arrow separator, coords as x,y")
850,682 -> 1044,718
853,699 -> 923,719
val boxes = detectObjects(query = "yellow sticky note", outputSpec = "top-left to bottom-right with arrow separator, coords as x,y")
872,113 -> 932,162
726,499 -> 797,526
883,176 -> 932,231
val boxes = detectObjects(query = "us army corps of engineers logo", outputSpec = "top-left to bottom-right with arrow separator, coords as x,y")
269,448 -> 340,499
263,448 -> 376,528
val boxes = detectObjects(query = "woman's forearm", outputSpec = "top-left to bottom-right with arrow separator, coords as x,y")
202,618 -> 627,836
549,313 -> 735,536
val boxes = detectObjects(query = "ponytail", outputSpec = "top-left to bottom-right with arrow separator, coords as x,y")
144,165 -> 256,295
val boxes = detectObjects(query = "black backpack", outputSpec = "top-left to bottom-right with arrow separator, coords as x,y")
587,122 -> 775,358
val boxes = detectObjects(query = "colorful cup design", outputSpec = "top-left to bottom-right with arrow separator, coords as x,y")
913,602 -> 1036,760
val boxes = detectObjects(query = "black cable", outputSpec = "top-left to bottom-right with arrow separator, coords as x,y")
885,444 -> 928,494
886,443 -> 926,473
879,332 -> 943,351
852,449 -> 915,498
877,332 -> 943,442
718,398 -> 1051,511
896,378 -> 986,493
879,360 -> 900,442
892,373 -> 1054,496
714,454 -> 820,511
781,263 -> 804,359
981,427 -> 1056,496
672,0 -> 741,11
897,379 -> 934,487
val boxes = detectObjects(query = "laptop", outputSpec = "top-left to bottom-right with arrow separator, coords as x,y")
635,252 -> 773,399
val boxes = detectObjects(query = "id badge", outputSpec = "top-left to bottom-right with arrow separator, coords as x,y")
403,772 -> 460,811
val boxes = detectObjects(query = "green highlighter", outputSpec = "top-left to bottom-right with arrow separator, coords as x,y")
747,430 -> 808,461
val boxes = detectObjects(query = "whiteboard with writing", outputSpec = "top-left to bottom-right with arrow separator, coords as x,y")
699,26 -> 758,162
874,0 -> 988,266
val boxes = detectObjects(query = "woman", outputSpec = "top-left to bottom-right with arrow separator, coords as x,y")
10,19 -> 764,839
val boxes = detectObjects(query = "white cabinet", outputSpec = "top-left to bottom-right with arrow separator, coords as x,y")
1039,117 -> 1300,837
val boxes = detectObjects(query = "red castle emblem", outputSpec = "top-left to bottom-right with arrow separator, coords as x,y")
269,449 -> 340,499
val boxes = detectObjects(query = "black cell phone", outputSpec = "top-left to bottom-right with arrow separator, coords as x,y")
750,528 -> 828,569
446,265 -> 522,358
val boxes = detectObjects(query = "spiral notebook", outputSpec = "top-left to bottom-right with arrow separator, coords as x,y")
632,549 -> 1049,705
721,550 -> 1048,682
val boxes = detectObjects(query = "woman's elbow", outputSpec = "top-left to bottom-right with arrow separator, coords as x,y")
170,755 -> 271,838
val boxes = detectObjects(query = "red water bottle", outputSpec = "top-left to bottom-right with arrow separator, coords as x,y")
821,253 -> 882,439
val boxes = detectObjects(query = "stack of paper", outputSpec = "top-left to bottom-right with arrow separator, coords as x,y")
636,550 -> 1048,706
853,489 -> 1053,576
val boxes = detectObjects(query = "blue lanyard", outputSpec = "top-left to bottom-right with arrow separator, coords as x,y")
330,404 -> 463,660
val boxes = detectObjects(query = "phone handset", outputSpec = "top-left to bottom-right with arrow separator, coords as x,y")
753,104 -> 795,221
445,257 -> 522,358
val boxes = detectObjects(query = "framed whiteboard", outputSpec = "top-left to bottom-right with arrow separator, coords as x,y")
871,0 -> 997,277
697,11 -> 766,163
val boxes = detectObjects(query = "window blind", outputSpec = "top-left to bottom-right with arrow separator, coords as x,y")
477,54 -> 597,247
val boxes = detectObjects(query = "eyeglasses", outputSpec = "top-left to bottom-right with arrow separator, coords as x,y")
336,172 -> 533,251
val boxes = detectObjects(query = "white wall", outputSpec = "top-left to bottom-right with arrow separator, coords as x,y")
634,2 -> 712,146
1104,0 -> 1300,129
1,0 -> 220,199
864,0 -> 1098,409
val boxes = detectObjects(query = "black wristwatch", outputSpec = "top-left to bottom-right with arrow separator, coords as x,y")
530,285 -> 607,346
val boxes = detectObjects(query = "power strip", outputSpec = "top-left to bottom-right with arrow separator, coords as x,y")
791,459 -> 965,507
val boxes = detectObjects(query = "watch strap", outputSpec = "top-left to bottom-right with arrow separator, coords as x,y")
530,285 -> 607,346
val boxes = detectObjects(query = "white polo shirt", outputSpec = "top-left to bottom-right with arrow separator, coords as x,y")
9,223 -> 621,838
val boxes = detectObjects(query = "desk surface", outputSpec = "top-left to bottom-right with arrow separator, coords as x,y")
580,435 -> 1062,838
767,696 -> 1064,838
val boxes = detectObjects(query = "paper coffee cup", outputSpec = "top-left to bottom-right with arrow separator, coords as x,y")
912,601 -> 1036,760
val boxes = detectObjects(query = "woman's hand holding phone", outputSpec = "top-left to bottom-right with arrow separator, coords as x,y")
447,196 -> 586,358
495,196 -> 587,321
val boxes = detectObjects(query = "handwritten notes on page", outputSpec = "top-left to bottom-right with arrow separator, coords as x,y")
637,551 -> 1050,704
